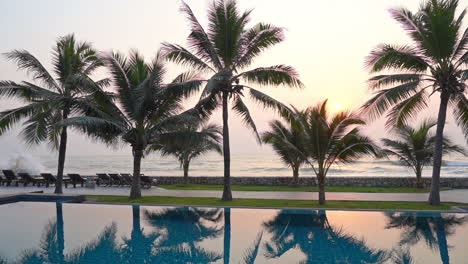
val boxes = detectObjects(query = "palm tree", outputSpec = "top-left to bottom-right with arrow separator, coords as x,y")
163,0 -> 303,200
381,119 -> 466,188
0,34 -> 105,194
362,0 -> 468,205
261,109 -> 307,186
154,122 -> 222,180
263,209 -> 387,263
59,50 -> 203,199
385,212 -> 467,264
283,100 -> 378,204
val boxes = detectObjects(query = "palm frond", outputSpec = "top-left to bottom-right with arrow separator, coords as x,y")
248,88 -> 291,115
238,65 -> 303,88
232,95 -> 260,142
4,50 -> 59,90
452,94 -> 468,142
0,101 -> 52,135
366,44 -> 429,73
180,1 -> 223,70
385,89 -> 428,129
207,0 -> 251,68
161,43 -> 214,72
235,23 -> 285,69
361,81 -> 422,121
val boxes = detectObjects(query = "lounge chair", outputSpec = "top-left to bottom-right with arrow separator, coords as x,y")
68,174 -> 86,188
120,173 -> 133,185
0,174 -> 6,186
2,170 -> 20,186
40,173 -> 71,188
96,173 -> 112,186
140,176 -> 154,188
109,173 -> 124,186
18,173 -> 44,187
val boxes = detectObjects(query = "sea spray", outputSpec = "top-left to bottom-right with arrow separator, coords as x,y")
0,138 -> 44,174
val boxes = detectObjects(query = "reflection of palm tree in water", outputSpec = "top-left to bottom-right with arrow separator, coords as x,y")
120,205 -> 158,264
17,203 -> 121,264
385,212 -> 467,264
144,206 -> 223,263
263,209 -> 386,263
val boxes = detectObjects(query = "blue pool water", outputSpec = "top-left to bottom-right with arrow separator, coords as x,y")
0,202 -> 467,263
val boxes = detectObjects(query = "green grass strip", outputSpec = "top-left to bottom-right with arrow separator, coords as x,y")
86,195 -> 466,211
158,184 -> 442,193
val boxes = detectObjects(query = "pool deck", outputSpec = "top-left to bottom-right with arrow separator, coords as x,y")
1,186 -> 468,203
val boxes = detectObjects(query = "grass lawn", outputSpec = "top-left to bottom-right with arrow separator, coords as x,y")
158,184 -> 442,193
86,195 -> 466,211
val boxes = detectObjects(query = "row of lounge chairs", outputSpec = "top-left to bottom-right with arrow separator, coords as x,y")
96,173 -> 154,188
0,170 -> 155,188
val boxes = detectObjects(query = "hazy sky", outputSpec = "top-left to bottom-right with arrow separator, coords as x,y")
1,0 -> 467,156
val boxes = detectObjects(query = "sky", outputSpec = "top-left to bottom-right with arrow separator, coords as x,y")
0,0 -> 467,156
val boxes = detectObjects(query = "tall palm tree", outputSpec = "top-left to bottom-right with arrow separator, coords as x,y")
385,212 -> 467,264
362,0 -> 468,205
381,119 -> 466,188
283,101 -> 378,204
154,122 -> 222,180
261,109 -> 307,186
163,0 -> 303,200
0,34 -> 105,194
59,50 -> 203,199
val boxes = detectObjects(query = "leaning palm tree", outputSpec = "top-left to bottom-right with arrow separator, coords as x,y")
362,0 -> 468,205
163,0 -> 303,200
59,50 -> 203,199
154,122 -> 222,180
283,101 -> 378,204
261,109 -> 308,186
0,34 -> 105,194
381,119 -> 466,188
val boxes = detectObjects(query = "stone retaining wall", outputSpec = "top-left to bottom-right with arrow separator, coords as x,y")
152,176 -> 468,188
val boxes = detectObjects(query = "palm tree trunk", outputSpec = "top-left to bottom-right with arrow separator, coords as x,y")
318,174 -> 326,205
416,165 -> 423,189
291,166 -> 299,186
222,91 -> 232,201
223,208 -> 231,264
429,91 -> 450,205
54,125 -> 68,194
56,203 -> 65,263
130,147 -> 143,199
183,160 -> 190,180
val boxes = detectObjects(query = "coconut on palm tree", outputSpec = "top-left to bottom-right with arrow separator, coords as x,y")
362,0 -> 468,205
284,101 -> 378,205
153,122 -> 222,180
381,119 -> 466,188
59,50 -> 203,199
261,109 -> 307,186
0,34 -> 106,194
163,0 -> 303,200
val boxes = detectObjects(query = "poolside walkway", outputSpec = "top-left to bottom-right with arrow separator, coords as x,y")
1,186 -> 468,203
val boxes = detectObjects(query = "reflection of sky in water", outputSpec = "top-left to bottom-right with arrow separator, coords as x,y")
35,153 -> 468,177
0,202 -> 467,263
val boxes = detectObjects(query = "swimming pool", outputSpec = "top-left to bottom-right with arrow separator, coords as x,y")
0,202 -> 467,263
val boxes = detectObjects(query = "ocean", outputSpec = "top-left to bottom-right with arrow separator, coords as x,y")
12,152 -> 465,178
